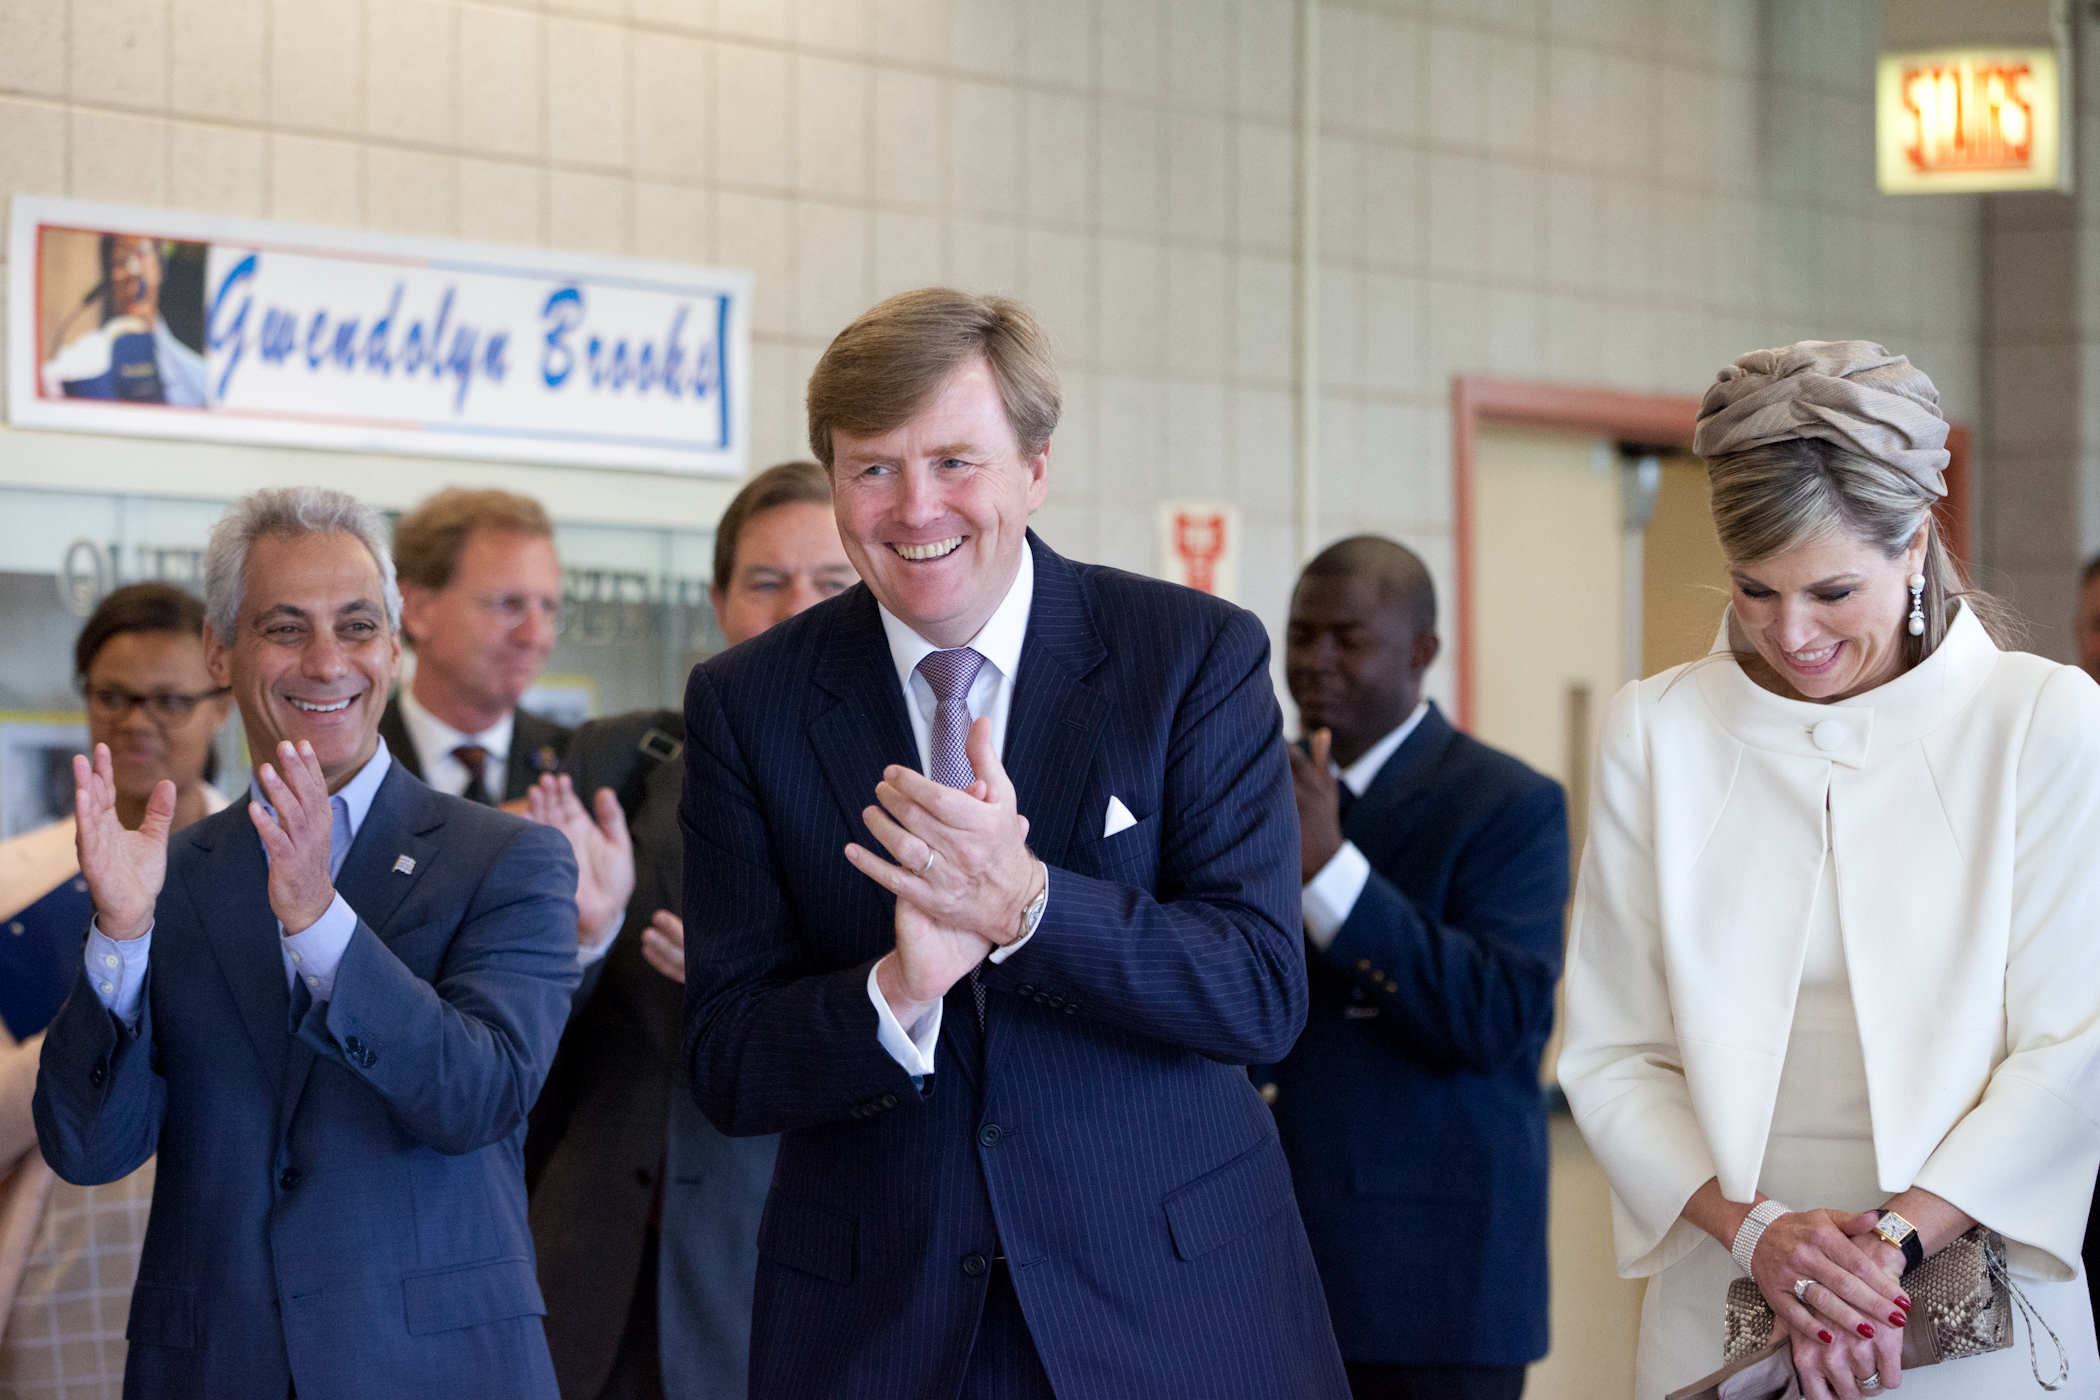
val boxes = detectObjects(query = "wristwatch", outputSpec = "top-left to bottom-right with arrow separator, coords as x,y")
1018,861 -> 1049,942
1873,1209 -> 1925,1274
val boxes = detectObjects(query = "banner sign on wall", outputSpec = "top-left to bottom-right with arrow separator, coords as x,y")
1155,500 -> 1240,603
6,196 -> 752,475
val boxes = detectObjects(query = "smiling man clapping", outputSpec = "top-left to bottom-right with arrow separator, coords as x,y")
33,487 -> 580,1400
679,290 -> 1348,1400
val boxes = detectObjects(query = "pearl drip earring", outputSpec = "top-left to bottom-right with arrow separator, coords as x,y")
1907,573 -> 1926,637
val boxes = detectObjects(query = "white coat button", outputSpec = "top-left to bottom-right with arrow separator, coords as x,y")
1812,719 -> 1844,752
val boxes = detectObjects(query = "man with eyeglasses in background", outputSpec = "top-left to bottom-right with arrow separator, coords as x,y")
380,488 -> 573,807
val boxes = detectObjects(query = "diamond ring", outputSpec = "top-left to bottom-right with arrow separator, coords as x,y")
1792,1278 -> 1812,1302
1861,1373 -> 1881,1391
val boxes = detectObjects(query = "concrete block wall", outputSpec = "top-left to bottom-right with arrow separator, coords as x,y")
1980,2 -> 2100,659
0,0 -> 1984,689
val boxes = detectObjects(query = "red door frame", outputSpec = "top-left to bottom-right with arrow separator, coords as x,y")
1449,376 -> 1973,730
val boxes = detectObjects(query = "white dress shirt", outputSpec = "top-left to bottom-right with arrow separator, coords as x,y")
867,546 -> 1036,1079
1299,700 -> 1430,950
87,741 -> 395,1027
397,685 -> 512,801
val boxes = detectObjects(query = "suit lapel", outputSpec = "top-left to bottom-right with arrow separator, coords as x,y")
336,764 -> 445,938
809,587 -> 920,843
983,536 -> 1108,1085
1343,705 -> 1457,877
507,710 -> 565,802
184,805 -> 292,1101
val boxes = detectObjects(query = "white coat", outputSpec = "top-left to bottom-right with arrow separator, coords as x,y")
1560,602 -> 2100,1282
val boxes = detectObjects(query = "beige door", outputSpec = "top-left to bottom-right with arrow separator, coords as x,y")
1473,426 -> 1627,831
1643,452 -> 1732,674
1473,424 -> 1644,1400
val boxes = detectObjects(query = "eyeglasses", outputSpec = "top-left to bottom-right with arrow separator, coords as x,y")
475,593 -> 569,632
85,685 -> 229,724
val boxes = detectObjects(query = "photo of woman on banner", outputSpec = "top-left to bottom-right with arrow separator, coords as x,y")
38,231 -> 209,407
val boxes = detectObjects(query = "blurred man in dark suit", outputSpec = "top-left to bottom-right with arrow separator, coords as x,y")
35,486 -> 579,1399
680,288 -> 1348,1399
380,489 -> 570,803
1264,536 -> 1569,1400
526,460 -> 855,1400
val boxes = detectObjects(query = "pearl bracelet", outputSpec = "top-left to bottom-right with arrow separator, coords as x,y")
1730,1199 -> 1791,1275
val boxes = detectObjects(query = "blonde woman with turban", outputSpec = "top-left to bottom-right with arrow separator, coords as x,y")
1560,341 -> 2100,1400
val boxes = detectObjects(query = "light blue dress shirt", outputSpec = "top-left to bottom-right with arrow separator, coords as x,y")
85,742 -> 394,1028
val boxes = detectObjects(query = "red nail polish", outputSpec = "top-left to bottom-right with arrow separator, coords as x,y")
1896,1296 -> 1912,1311
1858,1323 -> 1876,1339
1890,1312 -> 1906,1327
1818,1330 -> 1834,1344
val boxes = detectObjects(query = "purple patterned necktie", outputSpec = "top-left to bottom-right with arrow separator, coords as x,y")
915,647 -> 990,1026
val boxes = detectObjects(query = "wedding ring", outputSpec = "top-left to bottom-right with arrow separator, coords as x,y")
1792,1278 -> 1812,1302
1860,1374 -> 1881,1392
914,850 -> 938,876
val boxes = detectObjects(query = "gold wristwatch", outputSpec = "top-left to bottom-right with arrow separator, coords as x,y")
1873,1208 -> 1924,1274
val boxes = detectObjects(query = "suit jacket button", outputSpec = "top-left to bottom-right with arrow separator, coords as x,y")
1063,1003 -> 1079,1014
978,1124 -> 1003,1147
89,1058 -> 107,1088
362,1049 -> 378,1068
279,1168 -> 302,1190
1015,983 -> 1036,997
1259,1082 -> 1280,1104
880,1093 -> 897,1109
961,1253 -> 988,1278
1046,995 -> 1064,1010
344,1036 -> 363,1056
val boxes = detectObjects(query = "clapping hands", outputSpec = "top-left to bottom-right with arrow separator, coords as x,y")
848,718 -> 1041,1020
74,744 -> 175,941
250,740 -> 341,935
524,774 -> 634,951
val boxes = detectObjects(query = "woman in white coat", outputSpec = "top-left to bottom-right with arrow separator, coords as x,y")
1560,341 -> 2100,1400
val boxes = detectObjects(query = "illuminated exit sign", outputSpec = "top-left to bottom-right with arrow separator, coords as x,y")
1876,48 -> 2065,194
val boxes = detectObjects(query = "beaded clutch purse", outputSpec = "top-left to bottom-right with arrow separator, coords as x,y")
1666,1227 -> 2067,1400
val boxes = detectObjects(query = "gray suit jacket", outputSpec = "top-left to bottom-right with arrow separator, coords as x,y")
526,713 -> 778,1400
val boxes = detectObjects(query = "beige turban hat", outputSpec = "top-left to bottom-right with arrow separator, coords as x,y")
1692,340 -> 1949,497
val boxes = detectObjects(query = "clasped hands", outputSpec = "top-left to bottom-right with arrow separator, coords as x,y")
847,717 -> 1043,1025
1752,1208 -> 1912,1399
76,739 -> 340,942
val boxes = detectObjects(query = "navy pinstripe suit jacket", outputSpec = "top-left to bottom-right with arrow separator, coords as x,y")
680,532 -> 1349,1399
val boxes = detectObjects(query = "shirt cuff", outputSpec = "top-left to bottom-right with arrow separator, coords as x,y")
280,893 -> 358,1003
1301,840 -> 1372,950
576,915 -> 621,968
85,920 -> 153,1028
868,960 -> 940,1078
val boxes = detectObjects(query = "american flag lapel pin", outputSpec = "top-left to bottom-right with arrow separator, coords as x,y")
392,854 -> 417,876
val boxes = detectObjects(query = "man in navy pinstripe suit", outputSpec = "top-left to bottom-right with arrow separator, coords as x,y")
680,289 -> 1349,1399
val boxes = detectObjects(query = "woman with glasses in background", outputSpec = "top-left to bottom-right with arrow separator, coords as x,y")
0,582 -> 231,1397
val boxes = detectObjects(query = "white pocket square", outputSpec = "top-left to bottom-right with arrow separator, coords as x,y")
1104,795 -> 1138,838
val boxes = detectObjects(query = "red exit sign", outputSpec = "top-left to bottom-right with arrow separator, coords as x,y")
1877,48 -> 2064,194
